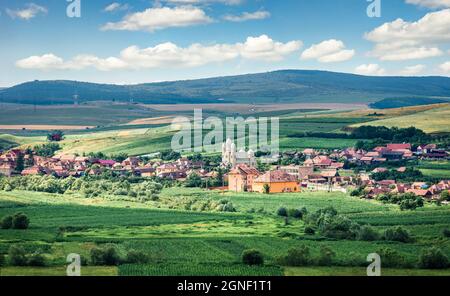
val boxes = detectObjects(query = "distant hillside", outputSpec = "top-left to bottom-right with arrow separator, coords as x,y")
1,70 -> 450,105
370,97 -> 449,109
352,104 -> 450,134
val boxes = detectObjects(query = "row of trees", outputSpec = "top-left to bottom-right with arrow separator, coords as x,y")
280,206 -> 414,242
0,175 -> 163,201
241,244 -> 449,269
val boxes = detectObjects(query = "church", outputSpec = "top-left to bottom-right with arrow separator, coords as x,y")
222,138 -> 257,168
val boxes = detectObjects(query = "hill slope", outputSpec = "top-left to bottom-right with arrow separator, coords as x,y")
1,70 -> 450,105
352,104 -> 450,133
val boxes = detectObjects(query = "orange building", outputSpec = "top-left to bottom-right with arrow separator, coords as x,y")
252,170 -> 300,194
228,165 -> 260,192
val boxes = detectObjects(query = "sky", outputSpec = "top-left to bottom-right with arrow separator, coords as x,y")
0,0 -> 449,87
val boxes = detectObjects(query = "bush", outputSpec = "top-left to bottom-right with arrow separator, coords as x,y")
290,209 -> 303,219
1,215 -> 13,229
317,246 -> 336,266
304,226 -> 315,235
383,227 -> 412,243
90,246 -> 121,266
8,245 -> 27,266
299,207 -> 308,219
242,249 -> 264,266
280,245 -> 311,266
12,212 -> 30,229
277,207 -> 288,217
440,190 -> 450,201
399,195 -> 424,211
126,250 -> 149,264
28,252 -> 47,267
419,247 -> 449,269
443,228 -> 450,238
344,252 -> 366,267
0,254 -> 5,267
358,225 -> 379,241
378,247 -> 407,268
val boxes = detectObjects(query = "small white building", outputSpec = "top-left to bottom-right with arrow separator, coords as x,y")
222,138 -> 256,168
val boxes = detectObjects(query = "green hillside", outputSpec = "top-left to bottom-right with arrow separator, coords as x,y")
1,70 -> 450,105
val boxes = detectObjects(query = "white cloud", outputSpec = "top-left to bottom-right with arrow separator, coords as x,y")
439,61 -> 450,73
354,64 -> 386,76
16,35 -> 302,71
405,0 -> 450,9
365,9 -> 450,61
104,2 -> 129,12
400,64 -> 426,75
16,54 -> 64,70
300,39 -> 355,63
6,3 -> 47,20
223,10 -> 270,22
101,6 -> 213,32
239,35 -> 302,61
15,54 -> 128,71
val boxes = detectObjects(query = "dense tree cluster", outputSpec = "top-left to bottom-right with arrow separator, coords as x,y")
351,126 -> 430,143
47,130 -> 65,142
33,143 -> 61,157
375,193 -> 424,211
0,175 -> 162,201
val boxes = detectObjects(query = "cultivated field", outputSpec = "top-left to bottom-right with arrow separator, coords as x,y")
351,104 -> 450,133
0,188 -> 449,276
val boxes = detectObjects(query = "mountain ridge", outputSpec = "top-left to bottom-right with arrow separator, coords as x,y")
1,70 -> 450,105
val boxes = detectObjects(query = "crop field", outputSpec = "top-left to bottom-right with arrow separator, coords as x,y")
1,187 -> 449,276
351,104 -> 450,133
119,264 -> 283,276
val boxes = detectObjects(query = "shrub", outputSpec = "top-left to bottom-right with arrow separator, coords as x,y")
242,249 -> 264,266
12,212 -> 30,229
90,246 -> 121,266
319,215 -> 360,240
1,215 -> 13,229
383,227 -> 412,243
28,252 -> 47,267
317,246 -> 336,266
344,252 -> 366,267
277,207 -> 288,217
443,228 -> 450,238
399,195 -> 424,211
0,254 -> 5,267
304,226 -> 315,235
299,207 -> 308,219
358,225 -> 379,241
8,245 -> 27,266
378,247 -> 407,268
290,209 -> 303,219
419,247 -> 449,269
440,190 -> 450,201
126,250 -> 149,264
280,245 -> 311,266
350,188 -> 363,197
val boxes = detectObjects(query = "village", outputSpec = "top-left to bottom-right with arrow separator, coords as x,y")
0,138 -> 449,203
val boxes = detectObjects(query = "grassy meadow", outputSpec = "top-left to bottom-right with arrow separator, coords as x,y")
0,188 -> 449,276
0,102 -> 450,276
351,104 -> 450,133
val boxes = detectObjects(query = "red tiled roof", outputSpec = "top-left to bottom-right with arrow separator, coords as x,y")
387,144 -> 411,150
254,170 -> 297,183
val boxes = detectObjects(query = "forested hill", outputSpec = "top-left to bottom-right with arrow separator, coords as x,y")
1,70 -> 450,105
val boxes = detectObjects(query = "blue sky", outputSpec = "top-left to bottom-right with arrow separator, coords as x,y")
0,0 -> 449,86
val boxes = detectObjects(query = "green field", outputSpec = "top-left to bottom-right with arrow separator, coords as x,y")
2,102 -> 449,156
351,104 -> 450,133
0,188 -> 449,276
